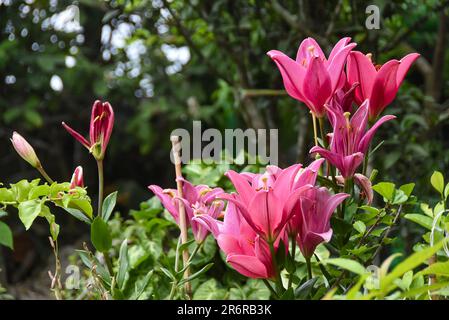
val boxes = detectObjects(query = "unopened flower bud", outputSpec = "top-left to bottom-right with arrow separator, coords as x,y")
70,166 -> 84,189
10,132 -> 41,168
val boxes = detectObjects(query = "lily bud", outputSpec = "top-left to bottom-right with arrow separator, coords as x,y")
62,100 -> 114,161
10,132 -> 41,168
70,166 -> 84,189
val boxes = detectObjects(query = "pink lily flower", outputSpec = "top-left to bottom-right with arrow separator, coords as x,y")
347,51 -> 420,120
287,159 -> 325,236
310,100 -> 396,179
148,179 -> 225,243
62,100 -> 114,161
267,37 -> 356,117
293,187 -> 349,258
194,202 -> 278,279
222,165 -> 313,242
70,166 -> 84,189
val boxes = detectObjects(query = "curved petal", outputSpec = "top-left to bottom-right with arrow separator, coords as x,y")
295,37 -> 325,63
220,193 -> 262,235
309,146 -> 342,170
346,51 -> 377,105
396,53 -> 420,87
148,185 -> 179,222
227,254 -> 269,279
300,229 -> 333,258
341,152 -> 364,178
327,42 -> 357,92
369,60 -> 400,119
358,115 -> 396,154
272,163 -> 302,198
267,50 -> 305,101
62,122 -> 90,149
193,214 -> 222,237
225,170 -> 255,204
302,57 -> 332,116
328,37 -> 352,62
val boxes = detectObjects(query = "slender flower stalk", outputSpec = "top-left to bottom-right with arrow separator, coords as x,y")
171,136 -> 192,298
96,160 -> 104,216
305,257 -> 313,280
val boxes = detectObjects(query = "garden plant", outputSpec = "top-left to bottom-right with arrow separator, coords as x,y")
1,32 -> 449,301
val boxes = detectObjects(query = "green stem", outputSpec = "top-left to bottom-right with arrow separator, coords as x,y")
103,252 -> 113,276
341,178 -> 352,219
287,237 -> 296,290
37,165 -> 54,184
305,257 -> 313,280
187,242 -> 203,265
262,279 -> 278,299
168,281 -> 177,300
318,117 -> 327,148
96,160 -> 104,217
269,241 -> 284,296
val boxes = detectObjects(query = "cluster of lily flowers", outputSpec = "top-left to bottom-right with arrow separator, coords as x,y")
150,37 -> 419,279
9,36 -> 418,282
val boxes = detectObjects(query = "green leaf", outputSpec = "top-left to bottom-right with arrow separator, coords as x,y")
70,199 -> 93,219
90,216 -> 112,252
416,260 -> 449,277
159,267 -> 176,282
404,214 -> 434,230
431,171 -> 444,195
102,191 -> 118,222
372,182 -> 395,202
399,183 -> 415,197
444,183 -> 449,200
353,220 -> 366,234
381,240 -> 446,291
18,199 -> 43,230
295,277 -> 318,299
178,263 -> 213,286
131,270 -> 154,300
61,207 -> 91,224
193,279 -> 227,300
324,258 -> 367,275
117,239 -> 129,289
0,221 -> 13,249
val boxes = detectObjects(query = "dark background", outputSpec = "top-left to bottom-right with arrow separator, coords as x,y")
1,0 -> 449,298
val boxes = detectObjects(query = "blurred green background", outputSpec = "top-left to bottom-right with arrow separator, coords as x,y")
1,0 -> 449,297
